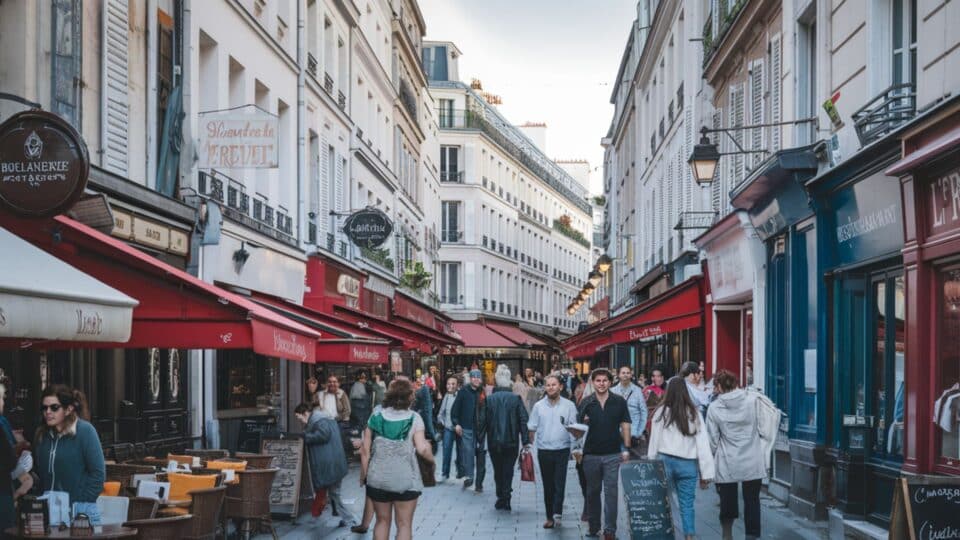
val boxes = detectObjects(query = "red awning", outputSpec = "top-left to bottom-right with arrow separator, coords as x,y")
485,322 -> 545,346
0,215 -> 319,362
251,294 -> 393,365
329,304 -> 459,353
453,321 -> 518,348
564,277 -> 704,356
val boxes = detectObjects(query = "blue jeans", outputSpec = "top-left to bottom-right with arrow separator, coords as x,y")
442,428 -> 457,477
659,453 -> 699,536
460,429 -> 476,479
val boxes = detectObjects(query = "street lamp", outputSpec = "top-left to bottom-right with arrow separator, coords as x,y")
688,131 -> 721,185
588,270 -> 603,287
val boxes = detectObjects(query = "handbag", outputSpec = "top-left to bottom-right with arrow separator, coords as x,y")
519,447 -> 535,482
417,454 -> 436,487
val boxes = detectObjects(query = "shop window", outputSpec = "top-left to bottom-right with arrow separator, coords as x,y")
871,274 -> 905,459
216,350 -> 281,411
936,266 -> 960,463
793,225 -> 817,435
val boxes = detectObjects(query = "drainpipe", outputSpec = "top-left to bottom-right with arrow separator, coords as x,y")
297,0 -> 307,252
147,0 -> 158,189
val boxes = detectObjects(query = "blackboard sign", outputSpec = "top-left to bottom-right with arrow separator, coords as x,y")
261,434 -> 312,517
620,459 -> 675,540
890,476 -> 960,540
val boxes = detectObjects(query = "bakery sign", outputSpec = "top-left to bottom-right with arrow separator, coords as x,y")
0,110 -> 90,218
198,111 -> 278,169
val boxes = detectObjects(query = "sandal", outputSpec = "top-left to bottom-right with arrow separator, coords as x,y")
543,520 -> 555,529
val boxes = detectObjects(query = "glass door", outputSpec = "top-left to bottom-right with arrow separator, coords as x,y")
870,273 -> 905,460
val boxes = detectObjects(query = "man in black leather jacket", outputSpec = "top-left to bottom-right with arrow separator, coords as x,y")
485,365 -> 530,511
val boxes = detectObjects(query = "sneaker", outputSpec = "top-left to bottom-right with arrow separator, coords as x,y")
553,514 -> 562,526
463,477 -> 473,489
474,486 -> 483,494
438,475 -> 448,484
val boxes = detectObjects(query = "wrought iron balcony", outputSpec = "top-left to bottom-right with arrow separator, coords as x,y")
198,171 -> 295,246
307,222 -> 317,244
399,79 -> 418,120
441,230 -> 463,243
337,91 -> 346,111
324,72 -> 334,95
675,211 -> 718,231
307,53 -> 318,78
852,83 -> 916,146
440,171 -> 464,183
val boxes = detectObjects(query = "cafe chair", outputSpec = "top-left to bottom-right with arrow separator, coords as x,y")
162,473 -> 219,512
167,454 -> 195,467
223,468 -> 279,540
124,514 -> 193,539
183,448 -> 229,461
127,497 -> 159,521
232,453 -> 274,469
107,463 -> 158,491
182,485 -> 227,540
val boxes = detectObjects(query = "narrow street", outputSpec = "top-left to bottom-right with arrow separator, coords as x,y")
263,456 -> 829,539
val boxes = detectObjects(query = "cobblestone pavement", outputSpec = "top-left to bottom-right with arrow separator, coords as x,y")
257,454 -> 829,539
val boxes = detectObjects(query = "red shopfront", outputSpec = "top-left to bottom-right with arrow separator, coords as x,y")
886,100 -> 960,476
563,277 -> 706,378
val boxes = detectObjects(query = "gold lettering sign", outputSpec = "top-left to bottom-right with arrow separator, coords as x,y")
111,210 -> 133,239
133,217 -> 170,250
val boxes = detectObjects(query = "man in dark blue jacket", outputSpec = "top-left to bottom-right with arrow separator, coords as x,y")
451,369 -> 486,491
485,365 -> 530,511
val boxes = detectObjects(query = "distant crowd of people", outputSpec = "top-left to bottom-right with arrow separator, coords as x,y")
301,359 -> 779,540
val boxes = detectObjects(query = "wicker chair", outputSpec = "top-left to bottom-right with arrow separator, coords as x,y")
182,485 -> 226,540
124,514 -> 193,539
183,448 -> 229,461
232,453 -> 274,469
127,497 -> 159,521
106,463 -> 158,491
223,468 -> 279,540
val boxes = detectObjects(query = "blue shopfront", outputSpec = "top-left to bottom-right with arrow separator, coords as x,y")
805,142 -> 905,526
730,146 -> 825,518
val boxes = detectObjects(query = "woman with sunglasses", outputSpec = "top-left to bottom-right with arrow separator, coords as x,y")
34,385 -> 105,525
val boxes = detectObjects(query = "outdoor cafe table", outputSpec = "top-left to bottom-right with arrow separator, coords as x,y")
4,524 -> 137,538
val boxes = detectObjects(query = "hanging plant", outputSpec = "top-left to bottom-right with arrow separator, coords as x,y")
400,261 -> 433,292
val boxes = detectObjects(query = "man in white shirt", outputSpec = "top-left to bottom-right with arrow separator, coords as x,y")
528,374 -> 578,529
610,366 -> 648,454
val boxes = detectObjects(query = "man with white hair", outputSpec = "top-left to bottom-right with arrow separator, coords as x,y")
484,364 -> 530,511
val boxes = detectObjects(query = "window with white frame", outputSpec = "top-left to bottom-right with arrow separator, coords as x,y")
440,262 -> 460,304
440,146 -> 460,182
891,0 -> 917,87
441,201 -> 461,242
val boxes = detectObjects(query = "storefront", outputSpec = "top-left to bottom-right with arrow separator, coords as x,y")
447,320 -> 549,383
563,277 -> 706,380
694,213 -> 766,387
884,98 -> 960,485
806,143 -> 905,524
729,145 -> 821,514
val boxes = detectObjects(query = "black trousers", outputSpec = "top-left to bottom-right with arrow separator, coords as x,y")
718,479 -> 762,537
489,444 -> 519,502
537,448 -> 570,519
476,432 -> 487,489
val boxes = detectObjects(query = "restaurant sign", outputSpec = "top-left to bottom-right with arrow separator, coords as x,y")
0,110 -> 90,218
831,171 -> 903,266
343,207 -> 393,248
927,166 -> 960,237
198,111 -> 278,169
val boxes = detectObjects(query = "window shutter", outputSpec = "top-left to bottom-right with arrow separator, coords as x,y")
335,152 -> 344,213
732,84 -> 745,186
101,0 -> 129,175
770,34 -> 783,151
319,135 -> 330,240
750,60 -> 765,169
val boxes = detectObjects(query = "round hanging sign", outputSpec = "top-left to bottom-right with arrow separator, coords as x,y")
343,207 -> 394,248
0,110 -> 90,218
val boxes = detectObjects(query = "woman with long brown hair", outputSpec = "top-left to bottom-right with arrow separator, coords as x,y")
34,385 -> 105,525
647,377 -> 714,540
360,379 -> 434,540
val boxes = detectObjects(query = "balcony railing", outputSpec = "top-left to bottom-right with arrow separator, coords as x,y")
851,83 -> 916,146
307,53 -> 318,78
552,220 -> 590,248
198,171 -> 295,245
399,79 -> 418,120
440,171 -> 464,183
436,108 -> 591,214
337,91 -> 346,111
441,230 -> 463,243
324,72 -> 334,95
674,211 -> 718,231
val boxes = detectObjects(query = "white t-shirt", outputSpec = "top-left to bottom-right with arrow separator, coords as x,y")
322,392 -> 338,416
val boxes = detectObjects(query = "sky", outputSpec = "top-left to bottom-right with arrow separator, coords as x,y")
418,0 -> 637,196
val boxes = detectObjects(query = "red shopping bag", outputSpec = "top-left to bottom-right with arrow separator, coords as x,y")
519,448 -> 535,482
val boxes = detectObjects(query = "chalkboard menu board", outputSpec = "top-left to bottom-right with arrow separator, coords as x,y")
620,459 -> 675,540
890,476 -> 960,540
261,435 -> 312,517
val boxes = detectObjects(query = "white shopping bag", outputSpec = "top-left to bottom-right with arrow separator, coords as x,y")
38,491 -> 70,527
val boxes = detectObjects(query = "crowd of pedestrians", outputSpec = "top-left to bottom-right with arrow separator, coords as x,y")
303,360 -> 779,540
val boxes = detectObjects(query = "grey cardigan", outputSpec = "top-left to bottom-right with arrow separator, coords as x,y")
705,389 -> 767,483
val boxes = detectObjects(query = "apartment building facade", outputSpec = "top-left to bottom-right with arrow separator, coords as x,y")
424,41 -> 593,358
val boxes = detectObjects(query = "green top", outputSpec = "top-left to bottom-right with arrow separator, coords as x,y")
367,409 -> 416,441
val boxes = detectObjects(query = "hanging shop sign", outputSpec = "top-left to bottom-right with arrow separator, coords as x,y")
0,110 -> 90,218
198,111 -> 278,169
343,207 -> 393,248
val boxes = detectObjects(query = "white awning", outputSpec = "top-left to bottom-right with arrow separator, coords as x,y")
0,226 -> 137,342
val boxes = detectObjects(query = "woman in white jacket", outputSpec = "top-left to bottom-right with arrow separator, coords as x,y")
705,369 -> 766,540
647,377 -> 715,540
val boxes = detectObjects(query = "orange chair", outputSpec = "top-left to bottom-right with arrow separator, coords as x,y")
100,481 -> 121,497
167,473 -> 218,503
167,454 -> 196,467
